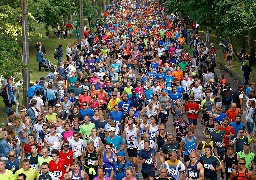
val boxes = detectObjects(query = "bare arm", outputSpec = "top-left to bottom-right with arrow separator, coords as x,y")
198,162 -> 204,180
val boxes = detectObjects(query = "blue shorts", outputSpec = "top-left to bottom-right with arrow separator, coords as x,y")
188,118 -> 197,126
247,122 -> 255,133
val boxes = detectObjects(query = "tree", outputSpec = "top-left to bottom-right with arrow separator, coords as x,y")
165,0 -> 256,65
27,0 -> 74,36
0,1 -> 23,79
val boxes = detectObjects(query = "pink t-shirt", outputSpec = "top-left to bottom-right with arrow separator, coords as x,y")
123,177 -> 137,180
62,130 -> 73,142
93,176 -> 111,180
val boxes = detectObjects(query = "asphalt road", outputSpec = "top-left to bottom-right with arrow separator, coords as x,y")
129,67 -> 240,178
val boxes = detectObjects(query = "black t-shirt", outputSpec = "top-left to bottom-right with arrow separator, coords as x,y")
199,155 -> 220,179
68,113 -> 82,123
161,141 -> 179,155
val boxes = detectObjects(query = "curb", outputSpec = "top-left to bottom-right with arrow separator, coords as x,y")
217,63 -> 243,85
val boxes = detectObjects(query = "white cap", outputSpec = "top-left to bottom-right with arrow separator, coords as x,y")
109,127 -> 116,132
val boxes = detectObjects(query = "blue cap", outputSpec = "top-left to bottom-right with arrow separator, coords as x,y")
116,151 -> 125,157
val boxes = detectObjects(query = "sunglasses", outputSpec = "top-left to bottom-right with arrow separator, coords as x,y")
106,147 -> 111,149
9,155 -> 15,157
190,157 -> 196,159
239,163 -> 245,165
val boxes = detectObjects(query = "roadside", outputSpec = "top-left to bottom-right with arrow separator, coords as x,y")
198,30 -> 256,84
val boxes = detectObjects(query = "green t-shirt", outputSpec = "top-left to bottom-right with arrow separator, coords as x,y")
178,61 -> 188,71
79,122 -> 95,141
0,170 -> 13,180
38,156 -> 52,166
159,29 -> 165,38
124,86 -> 133,95
237,151 -> 255,169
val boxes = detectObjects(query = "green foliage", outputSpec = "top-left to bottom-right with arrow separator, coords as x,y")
0,35 -> 23,79
27,0 -> 74,28
164,0 -> 256,37
0,1 -> 23,79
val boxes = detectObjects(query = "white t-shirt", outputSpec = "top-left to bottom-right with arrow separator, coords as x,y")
31,96 -> 44,113
68,137 -> 86,158
45,133 -> 62,151
192,86 -> 203,101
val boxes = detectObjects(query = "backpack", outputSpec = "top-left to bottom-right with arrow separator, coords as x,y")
233,168 -> 250,180
223,86 -> 233,102
27,85 -> 43,98
0,87 -> 8,100
54,48 -> 59,59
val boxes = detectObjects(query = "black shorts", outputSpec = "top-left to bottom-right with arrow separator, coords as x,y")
184,154 -> 190,162
142,171 -> 155,179
127,148 -> 138,157
99,103 -> 107,110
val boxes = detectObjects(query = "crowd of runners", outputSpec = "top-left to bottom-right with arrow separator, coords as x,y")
1,0 -> 256,180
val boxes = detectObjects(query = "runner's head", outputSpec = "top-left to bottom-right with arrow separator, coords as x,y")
31,144 -> 38,155
51,149 -> 59,162
227,144 -> 235,155
41,162 -> 49,174
22,159 -> 30,171
204,145 -> 212,156
214,121 -> 220,131
189,152 -> 197,163
168,150 -> 178,161
238,158 -> 246,170
0,160 -> 6,171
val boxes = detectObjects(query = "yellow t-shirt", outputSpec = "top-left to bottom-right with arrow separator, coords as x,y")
45,113 -> 57,122
0,170 -> 13,180
14,168 -> 38,180
38,156 -> 52,166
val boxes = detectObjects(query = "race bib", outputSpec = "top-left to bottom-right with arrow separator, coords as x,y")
53,171 -> 62,177
228,168 -> 234,173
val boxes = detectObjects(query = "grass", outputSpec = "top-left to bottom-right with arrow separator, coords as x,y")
0,29 -> 77,123
198,30 -> 256,82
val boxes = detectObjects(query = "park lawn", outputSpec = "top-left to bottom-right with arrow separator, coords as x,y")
198,30 -> 256,82
0,34 -> 76,124
29,35 -> 77,82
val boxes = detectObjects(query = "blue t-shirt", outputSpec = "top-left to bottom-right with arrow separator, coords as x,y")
214,113 -> 226,123
6,158 -> 19,174
110,111 -> 124,123
138,148 -> 156,173
79,108 -> 95,119
106,135 -> 124,151
230,122 -> 245,136
114,160 -> 133,180
118,100 -> 132,114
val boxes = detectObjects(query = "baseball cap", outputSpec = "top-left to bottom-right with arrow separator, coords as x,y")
117,151 -> 125,157
55,104 -> 61,107
109,127 -> 116,132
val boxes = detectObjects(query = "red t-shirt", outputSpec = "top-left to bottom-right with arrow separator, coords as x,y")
59,150 -> 73,166
24,142 -> 41,155
49,158 -> 68,180
219,125 -> 235,147
185,102 -> 199,119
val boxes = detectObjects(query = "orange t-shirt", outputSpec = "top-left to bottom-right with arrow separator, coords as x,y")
219,125 -> 235,147
178,37 -> 185,45
172,70 -> 183,81
226,108 -> 239,122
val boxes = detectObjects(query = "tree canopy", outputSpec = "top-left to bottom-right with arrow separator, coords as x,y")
165,0 -> 256,63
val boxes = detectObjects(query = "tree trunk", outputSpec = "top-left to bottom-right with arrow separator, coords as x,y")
248,28 -> 256,66
45,26 -> 50,37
